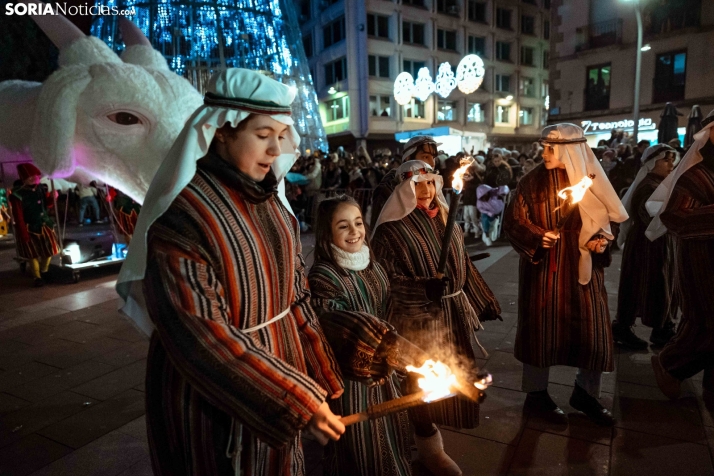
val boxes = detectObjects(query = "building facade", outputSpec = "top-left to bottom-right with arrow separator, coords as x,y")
548,0 -> 714,146
296,0 -> 551,153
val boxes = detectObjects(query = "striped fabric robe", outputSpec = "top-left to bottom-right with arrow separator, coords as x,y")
617,173 -> 674,329
658,146 -> 714,379
142,155 -> 343,476
309,259 -> 412,476
372,208 -> 500,429
503,165 -> 615,372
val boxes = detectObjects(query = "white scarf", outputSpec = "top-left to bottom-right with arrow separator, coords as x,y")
330,243 -> 370,271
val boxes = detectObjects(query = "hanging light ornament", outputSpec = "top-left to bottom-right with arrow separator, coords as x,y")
394,72 -> 415,106
456,54 -> 485,94
435,62 -> 457,98
414,67 -> 435,102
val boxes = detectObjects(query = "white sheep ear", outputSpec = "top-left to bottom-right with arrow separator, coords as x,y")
30,65 -> 92,177
118,17 -> 151,47
26,0 -> 85,50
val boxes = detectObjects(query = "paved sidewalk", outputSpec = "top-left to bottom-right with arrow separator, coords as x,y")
0,235 -> 712,475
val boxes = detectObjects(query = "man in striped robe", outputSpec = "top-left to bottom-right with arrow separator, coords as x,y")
504,124 -> 628,427
649,112 -> 714,407
116,69 -> 345,476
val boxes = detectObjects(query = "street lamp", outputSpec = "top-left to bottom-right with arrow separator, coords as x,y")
622,0 -> 643,143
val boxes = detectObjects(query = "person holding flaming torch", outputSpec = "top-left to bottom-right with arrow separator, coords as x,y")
503,123 -> 628,427
372,160 -> 502,476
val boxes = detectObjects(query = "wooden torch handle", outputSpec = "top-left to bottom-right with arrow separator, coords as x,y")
340,412 -> 369,426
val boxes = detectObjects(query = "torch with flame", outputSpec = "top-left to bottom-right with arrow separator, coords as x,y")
339,358 -> 492,426
436,158 -> 474,278
554,174 -> 595,232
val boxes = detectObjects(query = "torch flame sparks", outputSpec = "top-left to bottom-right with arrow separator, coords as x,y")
557,174 -> 594,204
406,359 -> 458,402
451,158 -> 474,194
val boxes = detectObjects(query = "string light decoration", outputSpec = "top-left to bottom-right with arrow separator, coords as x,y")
394,72 -> 415,106
91,0 -> 328,153
435,62 -> 457,98
414,67 -> 435,102
455,54 -> 485,94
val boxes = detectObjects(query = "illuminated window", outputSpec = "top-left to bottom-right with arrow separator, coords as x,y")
325,96 -> 350,122
496,105 -> 510,123
404,98 -> 425,119
468,102 -> 486,122
520,107 -> 534,125
370,95 -> 392,117
437,100 -> 457,121
521,77 -> 535,97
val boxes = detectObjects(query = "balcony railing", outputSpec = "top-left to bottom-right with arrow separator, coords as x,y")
575,19 -> 623,52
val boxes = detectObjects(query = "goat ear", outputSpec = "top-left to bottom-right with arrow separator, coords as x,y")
30,65 -> 92,177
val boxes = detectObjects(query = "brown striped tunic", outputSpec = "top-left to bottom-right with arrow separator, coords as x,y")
142,154 -> 343,476
503,165 -> 616,372
616,173 -> 674,329
372,208 -> 500,429
309,259 -> 412,476
658,143 -> 714,380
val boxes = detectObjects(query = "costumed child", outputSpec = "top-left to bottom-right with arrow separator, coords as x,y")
116,68 -> 345,476
308,195 -> 412,476
371,160 -> 502,476
9,164 -> 60,287
503,123 -> 628,427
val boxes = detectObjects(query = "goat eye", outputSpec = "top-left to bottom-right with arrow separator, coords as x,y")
107,112 -> 143,125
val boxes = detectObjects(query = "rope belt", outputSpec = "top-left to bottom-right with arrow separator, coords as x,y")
442,289 -> 463,300
242,306 -> 292,333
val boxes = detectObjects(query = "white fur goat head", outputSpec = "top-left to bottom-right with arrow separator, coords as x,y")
0,4 -> 203,203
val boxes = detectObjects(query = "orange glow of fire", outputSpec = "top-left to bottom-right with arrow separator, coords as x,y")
451,158 -> 474,193
557,175 -> 594,204
474,373 -> 493,390
406,359 -> 458,402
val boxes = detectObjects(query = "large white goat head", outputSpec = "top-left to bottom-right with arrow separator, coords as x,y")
0,5 -> 203,203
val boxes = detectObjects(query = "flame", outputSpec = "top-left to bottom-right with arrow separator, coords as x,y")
406,359 -> 458,402
557,174 -> 594,204
451,158 -> 474,193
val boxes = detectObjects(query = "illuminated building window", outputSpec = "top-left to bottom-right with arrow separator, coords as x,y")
585,63 -> 610,111
496,105 -> 511,124
467,102 -> 486,123
437,100 -> 458,121
369,95 -> 392,117
520,107 -> 534,125
325,95 -> 350,122
521,77 -> 535,97
404,98 -> 425,119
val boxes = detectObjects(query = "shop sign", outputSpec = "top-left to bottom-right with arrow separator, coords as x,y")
581,117 -> 656,135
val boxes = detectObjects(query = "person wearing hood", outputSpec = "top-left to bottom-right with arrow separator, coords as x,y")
646,110 -> 714,408
371,160 -> 502,476
115,69 -> 345,475
369,136 -> 440,230
503,124 -> 628,427
613,145 -> 677,349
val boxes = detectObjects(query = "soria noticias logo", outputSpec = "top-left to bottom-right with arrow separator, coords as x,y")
4,3 -> 136,16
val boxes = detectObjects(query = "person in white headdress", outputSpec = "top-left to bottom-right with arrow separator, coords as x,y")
369,135 -> 440,230
612,144 -> 678,350
115,69 -> 345,476
646,110 -> 714,406
371,160 -> 501,476
503,123 -> 628,427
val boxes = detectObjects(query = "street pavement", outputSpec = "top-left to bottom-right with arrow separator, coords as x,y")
0,232 -> 712,476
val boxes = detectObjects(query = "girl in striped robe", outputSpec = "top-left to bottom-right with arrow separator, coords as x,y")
371,161 -> 501,476
308,195 -> 412,476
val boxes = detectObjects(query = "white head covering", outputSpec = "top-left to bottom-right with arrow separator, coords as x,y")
645,111 -> 714,241
115,68 -> 300,337
617,144 -> 675,247
541,124 -> 628,285
371,160 -> 448,236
